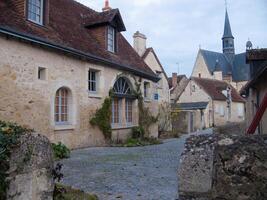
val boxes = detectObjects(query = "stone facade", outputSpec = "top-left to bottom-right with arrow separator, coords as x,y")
7,133 -> 54,200
177,79 -> 245,132
0,36 -> 159,149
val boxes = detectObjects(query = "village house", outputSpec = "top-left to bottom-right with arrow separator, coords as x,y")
132,31 -> 171,132
171,9 -> 248,133
242,48 -> 267,134
168,73 -> 189,103
0,0 -> 161,149
174,77 -> 245,133
191,10 -> 250,92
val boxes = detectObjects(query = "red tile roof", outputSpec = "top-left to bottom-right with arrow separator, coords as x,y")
0,0 -> 158,81
192,77 -> 245,102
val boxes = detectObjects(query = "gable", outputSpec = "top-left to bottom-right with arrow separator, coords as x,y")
178,79 -> 210,103
191,50 -> 212,79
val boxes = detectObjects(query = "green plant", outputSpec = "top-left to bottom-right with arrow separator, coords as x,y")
90,97 -> 112,139
52,142 -> 70,160
131,126 -> 145,139
0,121 -> 32,200
54,184 -> 98,200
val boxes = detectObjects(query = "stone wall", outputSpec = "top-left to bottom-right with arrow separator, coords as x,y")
0,36 -> 159,149
7,133 -> 54,200
178,130 -> 267,200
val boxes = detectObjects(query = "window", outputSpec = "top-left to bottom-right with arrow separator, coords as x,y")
38,67 -> 46,80
113,77 -> 131,95
27,0 -> 44,25
112,98 -> 121,124
219,105 -> 225,117
198,73 -> 201,78
144,82 -> 150,98
55,88 -> 69,124
237,104 -> 244,117
107,26 -> 115,52
192,85 -> 196,92
88,70 -> 98,92
125,99 -> 133,123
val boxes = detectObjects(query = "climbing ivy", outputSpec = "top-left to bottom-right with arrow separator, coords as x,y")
0,121 -> 32,200
90,97 -> 112,139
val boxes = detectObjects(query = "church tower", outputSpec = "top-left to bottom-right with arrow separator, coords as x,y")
222,10 -> 235,64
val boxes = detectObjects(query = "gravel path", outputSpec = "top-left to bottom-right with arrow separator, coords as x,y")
60,131 -> 211,200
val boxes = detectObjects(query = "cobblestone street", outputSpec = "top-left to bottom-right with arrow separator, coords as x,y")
60,135 -> 192,200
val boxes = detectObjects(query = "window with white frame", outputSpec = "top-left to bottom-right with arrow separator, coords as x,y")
88,70 -> 98,92
27,0 -> 44,25
125,99 -> 133,124
38,67 -> 46,80
219,105 -> 225,116
112,98 -> 121,124
107,26 -> 115,52
237,104 -> 244,117
55,88 -> 69,124
144,82 -> 150,99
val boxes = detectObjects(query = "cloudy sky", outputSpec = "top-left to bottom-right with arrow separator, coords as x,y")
76,0 -> 267,77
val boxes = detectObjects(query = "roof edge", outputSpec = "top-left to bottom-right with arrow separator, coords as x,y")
0,26 -> 159,82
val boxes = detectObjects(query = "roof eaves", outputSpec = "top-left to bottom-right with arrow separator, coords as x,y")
0,26 -> 158,82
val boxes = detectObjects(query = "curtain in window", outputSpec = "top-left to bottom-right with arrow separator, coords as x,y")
55,88 -> 68,123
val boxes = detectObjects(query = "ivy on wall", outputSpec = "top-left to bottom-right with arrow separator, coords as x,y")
89,73 -> 158,139
0,121 -> 32,200
90,97 -> 112,139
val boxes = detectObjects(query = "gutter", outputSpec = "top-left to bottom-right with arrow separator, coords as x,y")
0,26 -> 160,82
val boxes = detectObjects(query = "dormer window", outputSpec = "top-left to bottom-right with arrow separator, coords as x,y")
27,0 -> 44,25
107,26 -> 116,52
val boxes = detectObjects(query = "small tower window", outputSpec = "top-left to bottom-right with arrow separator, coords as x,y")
27,0 -> 44,25
107,26 -> 115,52
38,67 -> 46,80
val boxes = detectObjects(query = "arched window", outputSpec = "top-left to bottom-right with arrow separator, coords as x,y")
113,77 -> 131,95
111,77 -> 135,127
55,88 -> 69,124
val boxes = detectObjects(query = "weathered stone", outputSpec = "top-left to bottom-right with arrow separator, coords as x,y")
7,133 -> 54,200
178,134 -> 216,199
178,130 -> 267,200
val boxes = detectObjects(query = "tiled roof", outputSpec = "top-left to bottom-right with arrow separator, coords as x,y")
200,49 -> 250,82
192,77 -> 245,102
0,0 -> 158,81
172,102 -> 209,110
168,75 -> 186,88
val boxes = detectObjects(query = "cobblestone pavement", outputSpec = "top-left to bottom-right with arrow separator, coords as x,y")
60,131 -> 212,200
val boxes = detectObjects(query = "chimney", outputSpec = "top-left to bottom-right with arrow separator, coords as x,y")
172,73 -> 178,88
133,31 -> 147,56
102,0 -> 111,12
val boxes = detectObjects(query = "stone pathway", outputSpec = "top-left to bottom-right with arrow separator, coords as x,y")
60,130 -> 212,200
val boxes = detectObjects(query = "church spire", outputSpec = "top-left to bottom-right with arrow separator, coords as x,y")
222,9 -> 235,64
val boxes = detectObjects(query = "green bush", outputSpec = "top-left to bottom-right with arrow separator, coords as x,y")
0,121 -> 32,200
52,142 -> 70,160
90,97 -> 112,139
131,126 -> 145,139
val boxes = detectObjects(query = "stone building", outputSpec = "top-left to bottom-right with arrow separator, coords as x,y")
174,77 -> 245,133
133,31 -> 170,104
168,73 -> 189,103
0,0 -> 160,149
191,10 -> 250,92
133,31 -> 171,132
242,49 -> 267,134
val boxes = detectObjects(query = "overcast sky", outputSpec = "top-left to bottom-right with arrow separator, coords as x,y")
76,0 -> 267,77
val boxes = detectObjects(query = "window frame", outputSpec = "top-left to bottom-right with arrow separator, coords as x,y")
125,99 -> 133,125
144,82 -> 150,99
112,98 -> 121,125
55,88 -> 69,125
88,69 -> 98,93
107,26 -> 116,53
27,0 -> 44,25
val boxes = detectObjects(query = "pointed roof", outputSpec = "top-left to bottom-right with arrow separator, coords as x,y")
222,10 -> 234,39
